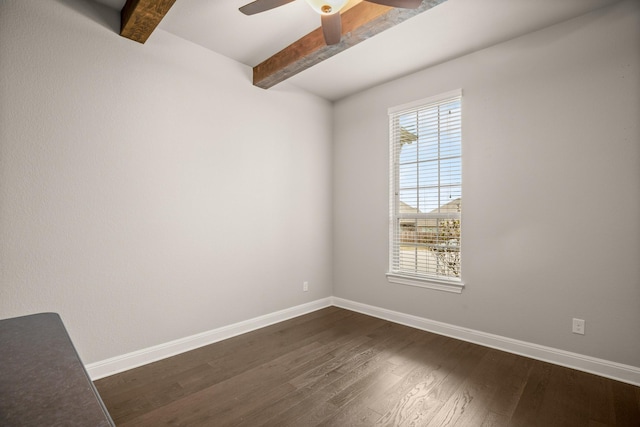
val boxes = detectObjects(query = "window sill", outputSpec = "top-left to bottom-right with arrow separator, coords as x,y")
386,273 -> 464,294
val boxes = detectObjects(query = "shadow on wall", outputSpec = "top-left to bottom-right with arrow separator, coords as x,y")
55,0 -> 120,34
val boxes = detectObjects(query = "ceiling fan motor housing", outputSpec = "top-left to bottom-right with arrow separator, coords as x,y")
305,0 -> 349,14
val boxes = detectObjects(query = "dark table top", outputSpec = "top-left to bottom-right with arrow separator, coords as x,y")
0,313 -> 115,426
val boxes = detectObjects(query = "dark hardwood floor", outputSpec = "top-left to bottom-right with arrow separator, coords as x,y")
94,307 -> 640,426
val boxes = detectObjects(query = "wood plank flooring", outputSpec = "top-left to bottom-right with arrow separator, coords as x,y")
94,307 -> 640,426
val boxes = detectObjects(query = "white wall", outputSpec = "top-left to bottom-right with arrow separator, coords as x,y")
333,0 -> 640,368
0,0 -> 333,364
2,0 -> 639,376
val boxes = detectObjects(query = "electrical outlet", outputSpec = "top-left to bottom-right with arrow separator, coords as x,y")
303,281 -> 309,292
572,318 -> 585,335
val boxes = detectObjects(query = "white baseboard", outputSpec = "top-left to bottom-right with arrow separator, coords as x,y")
86,298 -> 333,380
331,297 -> 640,387
87,296 -> 640,386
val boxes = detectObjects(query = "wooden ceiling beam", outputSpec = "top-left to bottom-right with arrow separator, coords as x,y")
120,0 -> 177,44
253,0 -> 446,89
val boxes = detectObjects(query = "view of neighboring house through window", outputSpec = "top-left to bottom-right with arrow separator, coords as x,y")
387,90 -> 463,292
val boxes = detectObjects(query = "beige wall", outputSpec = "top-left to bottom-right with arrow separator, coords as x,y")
0,0 -> 333,364
333,0 -> 640,367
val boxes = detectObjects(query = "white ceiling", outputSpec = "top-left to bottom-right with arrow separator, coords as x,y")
94,0 -> 620,101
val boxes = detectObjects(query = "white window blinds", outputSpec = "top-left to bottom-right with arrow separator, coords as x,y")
388,90 -> 462,288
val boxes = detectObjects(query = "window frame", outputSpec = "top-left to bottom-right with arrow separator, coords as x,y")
386,89 -> 464,294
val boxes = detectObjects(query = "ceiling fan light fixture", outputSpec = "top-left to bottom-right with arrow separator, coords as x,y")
304,0 -> 349,15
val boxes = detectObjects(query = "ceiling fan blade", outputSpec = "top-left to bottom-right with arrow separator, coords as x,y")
239,0 -> 296,15
365,0 -> 422,9
321,13 -> 342,45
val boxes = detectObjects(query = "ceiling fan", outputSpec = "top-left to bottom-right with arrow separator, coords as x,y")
239,0 -> 423,46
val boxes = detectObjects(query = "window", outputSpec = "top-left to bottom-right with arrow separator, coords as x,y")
387,90 -> 463,293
